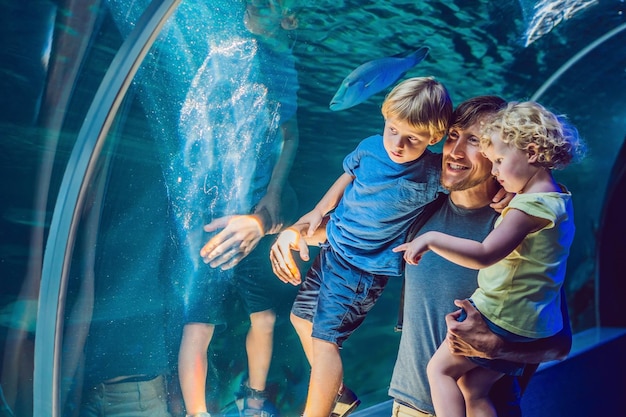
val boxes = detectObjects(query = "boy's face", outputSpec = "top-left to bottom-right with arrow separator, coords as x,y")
382,117 -> 436,164
441,120 -> 493,191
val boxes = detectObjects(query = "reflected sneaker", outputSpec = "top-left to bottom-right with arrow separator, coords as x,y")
330,385 -> 360,417
187,413 -> 211,417
235,382 -> 280,417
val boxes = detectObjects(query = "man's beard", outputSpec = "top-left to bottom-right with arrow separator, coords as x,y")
441,164 -> 494,192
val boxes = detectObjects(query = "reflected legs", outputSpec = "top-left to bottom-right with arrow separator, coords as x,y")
178,312 -> 278,415
178,323 -> 214,415
246,309 -> 276,410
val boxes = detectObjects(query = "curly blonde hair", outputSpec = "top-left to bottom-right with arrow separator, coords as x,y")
481,101 -> 585,170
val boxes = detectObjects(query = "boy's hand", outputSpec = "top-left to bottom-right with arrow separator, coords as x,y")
490,188 -> 515,213
270,228 -> 309,285
445,299 -> 504,359
200,215 -> 264,270
296,210 -> 325,237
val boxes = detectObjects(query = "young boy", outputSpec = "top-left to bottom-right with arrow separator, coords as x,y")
271,77 -> 453,417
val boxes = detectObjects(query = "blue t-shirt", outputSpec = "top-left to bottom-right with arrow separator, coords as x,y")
248,36 -> 299,205
326,134 -> 444,276
389,196 -> 500,414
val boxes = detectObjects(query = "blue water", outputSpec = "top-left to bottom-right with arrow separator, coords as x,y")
1,0 -> 625,416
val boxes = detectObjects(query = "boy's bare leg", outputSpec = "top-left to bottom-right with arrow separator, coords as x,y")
304,338 -> 342,417
178,323 -> 215,415
291,313 -> 314,364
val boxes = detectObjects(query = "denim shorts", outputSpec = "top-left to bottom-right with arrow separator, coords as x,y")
291,243 -> 390,347
458,299 -> 534,376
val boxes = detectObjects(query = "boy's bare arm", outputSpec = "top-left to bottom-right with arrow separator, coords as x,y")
445,295 -> 572,363
313,173 -> 353,216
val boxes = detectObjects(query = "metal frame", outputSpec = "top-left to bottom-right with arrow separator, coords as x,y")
34,0 -> 180,414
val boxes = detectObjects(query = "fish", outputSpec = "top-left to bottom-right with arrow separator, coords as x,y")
329,47 -> 429,111
522,0 -> 598,47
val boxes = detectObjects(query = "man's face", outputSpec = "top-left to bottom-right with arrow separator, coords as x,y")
441,120 -> 493,191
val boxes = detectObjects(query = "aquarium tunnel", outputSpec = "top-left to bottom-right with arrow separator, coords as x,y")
1,0 -> 625,416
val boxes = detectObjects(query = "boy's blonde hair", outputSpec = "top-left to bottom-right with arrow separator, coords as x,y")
381,77 -> 453,141
481,101 -> 586,170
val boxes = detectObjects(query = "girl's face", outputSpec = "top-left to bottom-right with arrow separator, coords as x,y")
482,133 -> 535,193
382,116 -> 437,164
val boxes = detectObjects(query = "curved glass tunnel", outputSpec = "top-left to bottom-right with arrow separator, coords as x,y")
0,0 -> 625,416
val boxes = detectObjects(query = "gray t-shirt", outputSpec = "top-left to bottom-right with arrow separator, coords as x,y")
388,195 -> 497,414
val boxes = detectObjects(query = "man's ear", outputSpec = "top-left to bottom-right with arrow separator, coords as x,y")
527,143 -> 539,163
281,13 -> 298,30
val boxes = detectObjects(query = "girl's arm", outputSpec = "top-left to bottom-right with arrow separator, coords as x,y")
395,208 -> 550,269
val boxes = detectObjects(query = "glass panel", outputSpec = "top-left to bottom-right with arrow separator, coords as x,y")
0,1 -> 149,416
61,0 -> 307,415
1,0 -> 625,416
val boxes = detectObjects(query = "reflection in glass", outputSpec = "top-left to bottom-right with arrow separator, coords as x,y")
0,0 -> 625,416
62,0 -> 305,416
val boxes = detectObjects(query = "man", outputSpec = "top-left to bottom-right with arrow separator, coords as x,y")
271,96 -> 572,417
388,95 -> 572,417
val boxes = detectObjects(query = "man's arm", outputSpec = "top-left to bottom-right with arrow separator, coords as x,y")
445,292 -> 572,363
254,117 -> 299,234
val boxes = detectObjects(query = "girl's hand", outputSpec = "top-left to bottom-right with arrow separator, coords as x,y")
393,234 -> 431,265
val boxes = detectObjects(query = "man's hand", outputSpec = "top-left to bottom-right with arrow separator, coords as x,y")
200,215 -> 264,270
445,299 -> 504,359
270,227 -> 310,285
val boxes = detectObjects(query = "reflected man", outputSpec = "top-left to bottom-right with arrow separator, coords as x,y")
176,1 -> 301,417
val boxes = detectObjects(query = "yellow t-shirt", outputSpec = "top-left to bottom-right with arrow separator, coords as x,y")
471,189 -> 575,339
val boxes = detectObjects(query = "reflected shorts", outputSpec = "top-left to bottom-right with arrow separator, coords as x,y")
184,235 -> 290,326
291,243 -> 389,347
